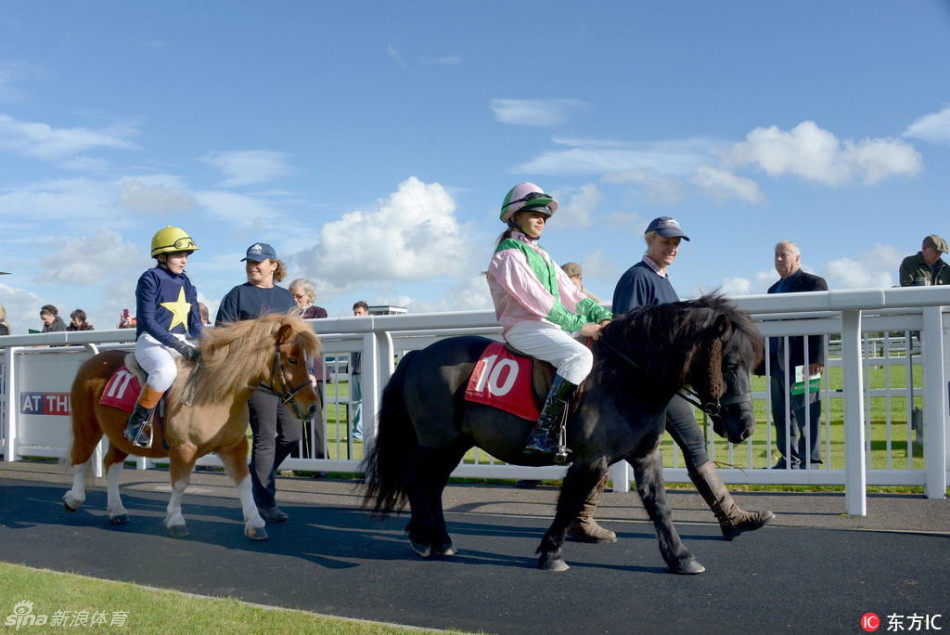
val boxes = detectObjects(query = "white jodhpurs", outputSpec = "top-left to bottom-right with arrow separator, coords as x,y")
135,333 -> 183,392
504,320 -> 593,385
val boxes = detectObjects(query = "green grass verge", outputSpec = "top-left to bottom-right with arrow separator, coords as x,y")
0,562 -> 453,634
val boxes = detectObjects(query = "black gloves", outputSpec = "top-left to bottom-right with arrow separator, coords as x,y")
171,339 -> 200,363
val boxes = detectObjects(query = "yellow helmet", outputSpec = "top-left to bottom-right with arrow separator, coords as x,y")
150,226 -> 199,257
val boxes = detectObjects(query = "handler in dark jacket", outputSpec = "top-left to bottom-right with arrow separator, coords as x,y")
899,234 -> 950,287
768,241 -> 828,469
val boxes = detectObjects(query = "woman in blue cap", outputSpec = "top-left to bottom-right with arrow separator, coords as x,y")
216,242 -> 300,523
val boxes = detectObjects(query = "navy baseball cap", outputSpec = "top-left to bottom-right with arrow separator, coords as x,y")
241,243 -> 278,262
645,216 -> 690,241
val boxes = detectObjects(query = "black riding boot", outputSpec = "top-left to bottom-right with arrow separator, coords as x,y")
123,403 -> 155,448
524,375 -> 576,458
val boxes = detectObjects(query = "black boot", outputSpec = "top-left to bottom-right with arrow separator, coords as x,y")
123,403 -> 155,448
524,375 -> 576,458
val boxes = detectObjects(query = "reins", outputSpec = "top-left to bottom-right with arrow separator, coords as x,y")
598,335 -> 749,419
256,346 -> 314,421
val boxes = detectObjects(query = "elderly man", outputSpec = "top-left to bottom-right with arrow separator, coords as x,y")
899,234 -> 950,287
768,241 -> 828,469
561,262 -> 603,303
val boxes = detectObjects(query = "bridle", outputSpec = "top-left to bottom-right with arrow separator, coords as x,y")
256,344 -> 315,421
598,336 -> 751,419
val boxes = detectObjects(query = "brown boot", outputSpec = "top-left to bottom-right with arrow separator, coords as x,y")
689,461 -> 775,541
566,473 -> 617,544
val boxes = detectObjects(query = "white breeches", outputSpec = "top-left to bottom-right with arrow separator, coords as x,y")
504,320 -> 593,385
135,333 -> 184,392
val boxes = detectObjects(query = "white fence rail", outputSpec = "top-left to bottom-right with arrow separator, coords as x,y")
2,286 -> 948,515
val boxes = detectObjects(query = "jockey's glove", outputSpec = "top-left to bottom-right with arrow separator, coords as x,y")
171,339 -> 200,363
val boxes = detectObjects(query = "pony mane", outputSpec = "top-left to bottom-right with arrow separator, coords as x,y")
171,312 -> 322,406
596,293 -> 762,391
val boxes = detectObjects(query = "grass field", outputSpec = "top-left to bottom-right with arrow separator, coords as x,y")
0,562 -> 452,634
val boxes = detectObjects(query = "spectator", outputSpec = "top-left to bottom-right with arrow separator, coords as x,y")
216,242 -> 300,522
561,262 -> 603,303
899,234 -> 950,287
288,278 -> 328,319
609,216 -> 773,541
40,305 -> 67,332
117,309 -> 136,329
198,302 -> 211,326
67,309 -> 94,331
767,240 -> 828,469
0,304 -> 10,335
123,226 -> 202,448
287,278 -> 328,470
350,300 -> 369,441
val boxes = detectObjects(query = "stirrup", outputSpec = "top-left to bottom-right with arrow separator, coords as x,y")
125,421 -> 152,448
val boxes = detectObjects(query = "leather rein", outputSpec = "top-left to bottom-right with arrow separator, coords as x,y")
256,345 -> 314,421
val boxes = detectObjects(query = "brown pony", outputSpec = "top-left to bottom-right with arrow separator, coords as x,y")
63,313 -> 321,541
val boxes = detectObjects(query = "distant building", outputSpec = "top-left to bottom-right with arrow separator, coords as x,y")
368,305 -> 407,316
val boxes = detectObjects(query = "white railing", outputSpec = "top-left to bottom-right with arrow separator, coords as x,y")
1,286 -> 948,515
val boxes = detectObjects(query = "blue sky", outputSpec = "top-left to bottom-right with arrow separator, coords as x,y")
1,1 -> 948,332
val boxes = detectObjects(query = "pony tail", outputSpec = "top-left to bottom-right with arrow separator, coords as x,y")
361,351 -> 419,517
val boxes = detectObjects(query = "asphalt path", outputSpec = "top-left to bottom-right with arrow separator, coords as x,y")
1,468 -> 948,634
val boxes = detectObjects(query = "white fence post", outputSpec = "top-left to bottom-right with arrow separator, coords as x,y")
922,305 -> 947,499
841,309 -> 867,516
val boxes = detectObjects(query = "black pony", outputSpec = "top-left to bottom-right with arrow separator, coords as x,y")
363,294 -> 763,574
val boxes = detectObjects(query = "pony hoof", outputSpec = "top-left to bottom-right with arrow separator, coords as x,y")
63,500 -> 79,513
109,514 -> 130,525
671,558 -> 705,575
538,555 -> 570,572
167,525 -> 190,539
246,527 -> 269,541
409,538 -> 432,558
432,541 -> 457,557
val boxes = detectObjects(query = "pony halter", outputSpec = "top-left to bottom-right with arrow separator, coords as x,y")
257,345 -> 315,421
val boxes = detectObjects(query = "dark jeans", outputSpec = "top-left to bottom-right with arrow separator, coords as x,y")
770,369 -> 822,468
664,393 -> 709,472
248,389 -> 301,509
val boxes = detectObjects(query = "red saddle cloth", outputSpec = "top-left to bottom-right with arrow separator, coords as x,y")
464,341 -> 540,421
99,366 -> 142,413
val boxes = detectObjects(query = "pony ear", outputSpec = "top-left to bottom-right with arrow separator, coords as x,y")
713,314 -> 728,337
276,323 -> 293,346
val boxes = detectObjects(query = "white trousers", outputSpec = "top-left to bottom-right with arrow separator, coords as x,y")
135,333 -> 184,392
504,320 -> 592,385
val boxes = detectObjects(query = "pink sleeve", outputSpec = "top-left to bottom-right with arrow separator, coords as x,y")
488,250 -> 556,318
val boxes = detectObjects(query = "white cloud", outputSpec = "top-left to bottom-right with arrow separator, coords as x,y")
719,277 -> 756,297
691,165 -> 766,204
119,179 -> 195,215
409,274 -> 493,313
37,228 -> 142,285
296,177 -> 473,288
515,136 -> 716,175
424,55 -> 462,66
0,113 -> 137,160
387,44 -> 407,69
195,190 -> 288,229
550,183 -> 602,229
603,169 -> 687,205
490,99 -> 585,127
0,177 -> 120,222
602,211 -> 644,233
821,243 -> 902,289
904,105 -> 950,145
721,121 -> 922,186
202,150 -> 293,187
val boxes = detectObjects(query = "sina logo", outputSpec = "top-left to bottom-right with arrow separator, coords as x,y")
5,600 -> 49,629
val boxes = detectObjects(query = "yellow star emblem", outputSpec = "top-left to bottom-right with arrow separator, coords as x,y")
160,287 -> 192,333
